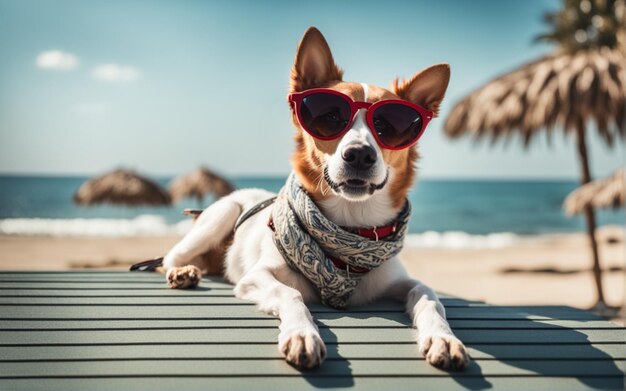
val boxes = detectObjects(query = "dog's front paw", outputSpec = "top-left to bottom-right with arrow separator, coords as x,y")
166,265 -> 201,289
278,329 -> 326,369
419,334 -> 469,371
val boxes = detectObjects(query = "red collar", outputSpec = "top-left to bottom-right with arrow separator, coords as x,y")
268,217 -> 398,274
333,222 -> 398,273
348,223 -> 398,241
268,217 -> 398,240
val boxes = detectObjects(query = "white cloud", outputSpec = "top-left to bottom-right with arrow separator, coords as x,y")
36,50 -> 79,70
91,63 -> 140,82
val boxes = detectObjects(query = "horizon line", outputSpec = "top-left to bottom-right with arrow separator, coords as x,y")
0,170 -> 583,182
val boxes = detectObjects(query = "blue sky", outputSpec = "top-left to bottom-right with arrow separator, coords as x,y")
0,0 -> 623,179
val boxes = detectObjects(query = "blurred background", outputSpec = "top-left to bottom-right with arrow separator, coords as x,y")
0,0 -> 624,317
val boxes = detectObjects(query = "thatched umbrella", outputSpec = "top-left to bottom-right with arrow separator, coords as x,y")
445,48 -> 625,145
74,169 -> 171,206
444,47 -> 625,307
565,167 -> 625,215
169,167 -> 235,206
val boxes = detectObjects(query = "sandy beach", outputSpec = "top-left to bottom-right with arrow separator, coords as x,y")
0,227 -> 624,312
401,227 -> 625,310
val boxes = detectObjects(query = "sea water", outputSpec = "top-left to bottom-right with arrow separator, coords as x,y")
0,175 -> 623,248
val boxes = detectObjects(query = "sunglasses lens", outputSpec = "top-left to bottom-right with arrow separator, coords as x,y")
372,104 -> 423,148
299,93 -> 351,138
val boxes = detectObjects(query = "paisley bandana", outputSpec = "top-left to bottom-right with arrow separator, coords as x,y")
271,172 -> 411,309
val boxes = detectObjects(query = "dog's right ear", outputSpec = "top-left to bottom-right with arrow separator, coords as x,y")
291,27 -> 343,92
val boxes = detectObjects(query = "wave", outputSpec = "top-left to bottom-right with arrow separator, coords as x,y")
0,215 -> 193,237
1,216 -> 519,249
404,231 -> 518,249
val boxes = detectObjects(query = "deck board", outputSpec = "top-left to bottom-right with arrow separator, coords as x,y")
1,377 -> 622,391
1,328 -> 624,344
0,271 -> 623,391
1,343 -> 624,360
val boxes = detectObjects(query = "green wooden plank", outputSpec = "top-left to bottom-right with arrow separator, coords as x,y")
0,282 -> 232,289
0,284 -> 233,295
0,319 -> 283,330
0,277 -> 232,288
0,358 -> 622,377
0,269 -> 154,279
446,319 -> 624,329
0,290 -> 447,303
0,274 -> 525,300
0,297 -> 253,305
0,278 -> 168,283
0,301 -> 407,312
0,343 -> 623,361
0,280 -> 170,284
0,318 -> 620,330
0,296 -> 476,307
1,328 -> 623,345
0,289 -> 237,297
1,377 -> 623,391
0,292 -> 605,321
0,272 -> 463,298
0,304 -> 601,320
0,289 -> 462,304
0,272 -> 219,283
0,273 -> 167,280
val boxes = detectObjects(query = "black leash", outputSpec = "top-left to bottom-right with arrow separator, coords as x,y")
233,196 -> 277,231
130,257 -> 163,272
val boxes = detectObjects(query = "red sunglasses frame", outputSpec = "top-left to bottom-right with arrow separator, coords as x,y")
288,88 -> 433,150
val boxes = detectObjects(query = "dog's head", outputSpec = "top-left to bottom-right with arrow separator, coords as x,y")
289,27 -> 449,211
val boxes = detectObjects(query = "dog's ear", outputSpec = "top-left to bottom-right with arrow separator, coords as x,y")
392,64 -> 450,116
291,27 -> 343,92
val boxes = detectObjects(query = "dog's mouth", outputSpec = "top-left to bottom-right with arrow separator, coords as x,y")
323,166 -> 388,197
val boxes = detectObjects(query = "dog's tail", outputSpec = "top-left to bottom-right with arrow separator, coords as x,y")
161,192 -> 246,274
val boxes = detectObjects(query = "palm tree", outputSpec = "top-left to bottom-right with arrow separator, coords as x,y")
537,0 -> 624,51
444,0 -> 625,311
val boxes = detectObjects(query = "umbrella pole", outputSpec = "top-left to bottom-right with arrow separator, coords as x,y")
575,123 -> 605,306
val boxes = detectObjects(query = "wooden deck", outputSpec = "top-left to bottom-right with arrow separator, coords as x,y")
0,271 -> 623,390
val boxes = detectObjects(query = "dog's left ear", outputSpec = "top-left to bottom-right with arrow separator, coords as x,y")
392,64 -> 450,116
291,27 -> 343,92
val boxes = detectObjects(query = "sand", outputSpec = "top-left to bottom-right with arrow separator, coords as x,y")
400,228 -> 625,310
0,227 -> 624,313
0,235 -> 182,270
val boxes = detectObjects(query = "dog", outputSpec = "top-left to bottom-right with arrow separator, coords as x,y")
162,26 -> 469,371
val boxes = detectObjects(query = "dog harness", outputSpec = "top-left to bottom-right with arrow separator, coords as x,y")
269,173 -> 410,309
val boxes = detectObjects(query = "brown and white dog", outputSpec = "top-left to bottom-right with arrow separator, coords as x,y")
162,27 -> 469,371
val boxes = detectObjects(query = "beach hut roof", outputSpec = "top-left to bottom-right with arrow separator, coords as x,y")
73,169 -> 171,207
444,48 -> 625,147
564,167 -> 626,216
169,167 -> 235,203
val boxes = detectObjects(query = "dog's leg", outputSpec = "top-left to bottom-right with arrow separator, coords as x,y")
234,264 -> 326,369
388,279 -> 469,370
163,197 -> 241,288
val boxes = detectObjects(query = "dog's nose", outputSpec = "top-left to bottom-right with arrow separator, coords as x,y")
341,144 -> 377,170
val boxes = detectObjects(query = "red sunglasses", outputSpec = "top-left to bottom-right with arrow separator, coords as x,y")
289,88 -> 433,150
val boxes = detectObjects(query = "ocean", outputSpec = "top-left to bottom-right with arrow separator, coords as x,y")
0,175 -> 624,248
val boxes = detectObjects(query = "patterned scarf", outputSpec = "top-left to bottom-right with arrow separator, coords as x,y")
271,173 -> 411,309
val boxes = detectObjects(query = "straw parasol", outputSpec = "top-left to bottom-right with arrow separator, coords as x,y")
169,167 -> 235,206
565,167 -> 626,215
445,48 -> 625,146
443,2 -> 626,308
74,169 -> 171,206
